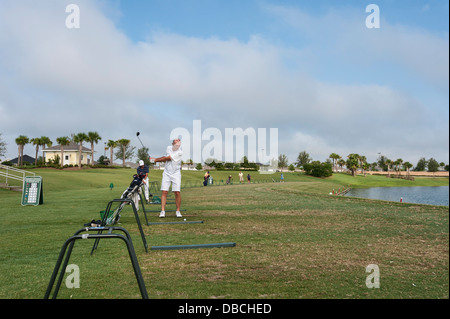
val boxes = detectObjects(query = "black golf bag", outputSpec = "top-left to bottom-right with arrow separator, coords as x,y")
121,173 -> 145,199
104,173 -> 145,225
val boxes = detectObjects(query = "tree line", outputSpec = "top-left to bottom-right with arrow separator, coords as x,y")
277,151 -> 449,178
2,132 -> 137,168
3,133 -> 448,175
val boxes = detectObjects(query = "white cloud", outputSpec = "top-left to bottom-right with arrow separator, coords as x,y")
0,0 -> 448,165
264,3 -> 449,90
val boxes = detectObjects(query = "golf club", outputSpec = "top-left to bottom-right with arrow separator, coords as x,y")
136,132 -> 146,149
136,132 -> 152,161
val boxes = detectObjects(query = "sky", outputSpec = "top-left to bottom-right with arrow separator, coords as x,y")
0,0 -> 448,166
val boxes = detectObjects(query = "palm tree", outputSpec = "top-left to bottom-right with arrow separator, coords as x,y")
346,153 -> 360,177
107,140 -> 117,166
403,161 -> 413,178
30,137 -> 42,166
187,158 -> 194,170
56,136 -> 71,168
86,131 -> 102,166
40,136 -> 52,164
385,159 -> 393,177
395,158 -> 403,176
329,153 -> 341,172
362,162 -> 370,177
15,135 -> 29,166
358,155 -> 367,175
116,139 -> 130,167
337,159 -> 346,172
73,132 -> 88,168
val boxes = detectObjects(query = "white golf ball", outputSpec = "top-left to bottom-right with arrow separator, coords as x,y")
184,219 -> 186,221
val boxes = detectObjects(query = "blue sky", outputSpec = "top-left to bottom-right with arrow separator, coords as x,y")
113,0 -> 449,42
0,0 -> 448,165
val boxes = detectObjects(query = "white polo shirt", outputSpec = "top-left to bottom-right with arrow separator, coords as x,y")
164,145 -> 183,176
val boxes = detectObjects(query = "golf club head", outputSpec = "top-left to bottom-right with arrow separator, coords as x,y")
136,132 -> 140,136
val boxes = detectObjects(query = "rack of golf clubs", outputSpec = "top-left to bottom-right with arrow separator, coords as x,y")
45,173 -> 149,299
104,172 -> 148,225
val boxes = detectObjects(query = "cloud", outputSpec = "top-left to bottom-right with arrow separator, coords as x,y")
264,3 -> 449,90
0,0 -> 448,165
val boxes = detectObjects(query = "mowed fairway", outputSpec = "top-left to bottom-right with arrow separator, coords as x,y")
0,168 -> 448,299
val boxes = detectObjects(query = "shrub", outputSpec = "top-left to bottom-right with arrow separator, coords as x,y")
303,161 -> 333,178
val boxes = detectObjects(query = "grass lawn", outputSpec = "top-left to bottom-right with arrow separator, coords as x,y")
0,168 -> 448,299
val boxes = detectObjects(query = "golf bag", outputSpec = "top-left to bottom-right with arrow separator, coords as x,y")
104,173 -> 145,225
121,173 -> 145,199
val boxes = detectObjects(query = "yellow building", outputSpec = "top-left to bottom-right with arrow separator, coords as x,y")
43,142 -> 92,166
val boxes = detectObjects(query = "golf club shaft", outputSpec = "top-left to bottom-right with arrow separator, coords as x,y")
136,132 -> 151,159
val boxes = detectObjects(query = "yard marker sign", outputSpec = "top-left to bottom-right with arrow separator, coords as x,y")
21,176 -> 43,206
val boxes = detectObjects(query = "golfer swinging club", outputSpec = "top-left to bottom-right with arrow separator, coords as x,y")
149,138 -> 183,218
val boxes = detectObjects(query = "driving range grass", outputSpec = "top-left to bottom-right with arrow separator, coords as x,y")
0,168 -> 448,299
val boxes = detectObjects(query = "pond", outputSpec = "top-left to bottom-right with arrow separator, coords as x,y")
345,186 -> 449,206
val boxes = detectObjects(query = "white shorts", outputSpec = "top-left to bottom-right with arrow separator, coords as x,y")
161,171 -> 181,192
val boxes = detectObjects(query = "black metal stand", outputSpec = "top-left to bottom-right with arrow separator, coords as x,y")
96,198 -> 148,253
139,189 -> 192,226
138,192 -> 150,225
137,183 -> 236,251
44,226 -> 148,299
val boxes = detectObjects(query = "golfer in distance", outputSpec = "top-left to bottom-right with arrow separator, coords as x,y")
149,138 -> 183,218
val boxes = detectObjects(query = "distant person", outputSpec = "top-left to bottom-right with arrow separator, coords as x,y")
238,171 -> 244,183
247,173 -> 251,184
226,175 -> 232,184
149,138 -> 183,218
137,160 -> 149,202
280,173 -> 284,182
203,171 -> 210,186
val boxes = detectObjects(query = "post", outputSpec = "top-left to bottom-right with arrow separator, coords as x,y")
151,242 -> 236,250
